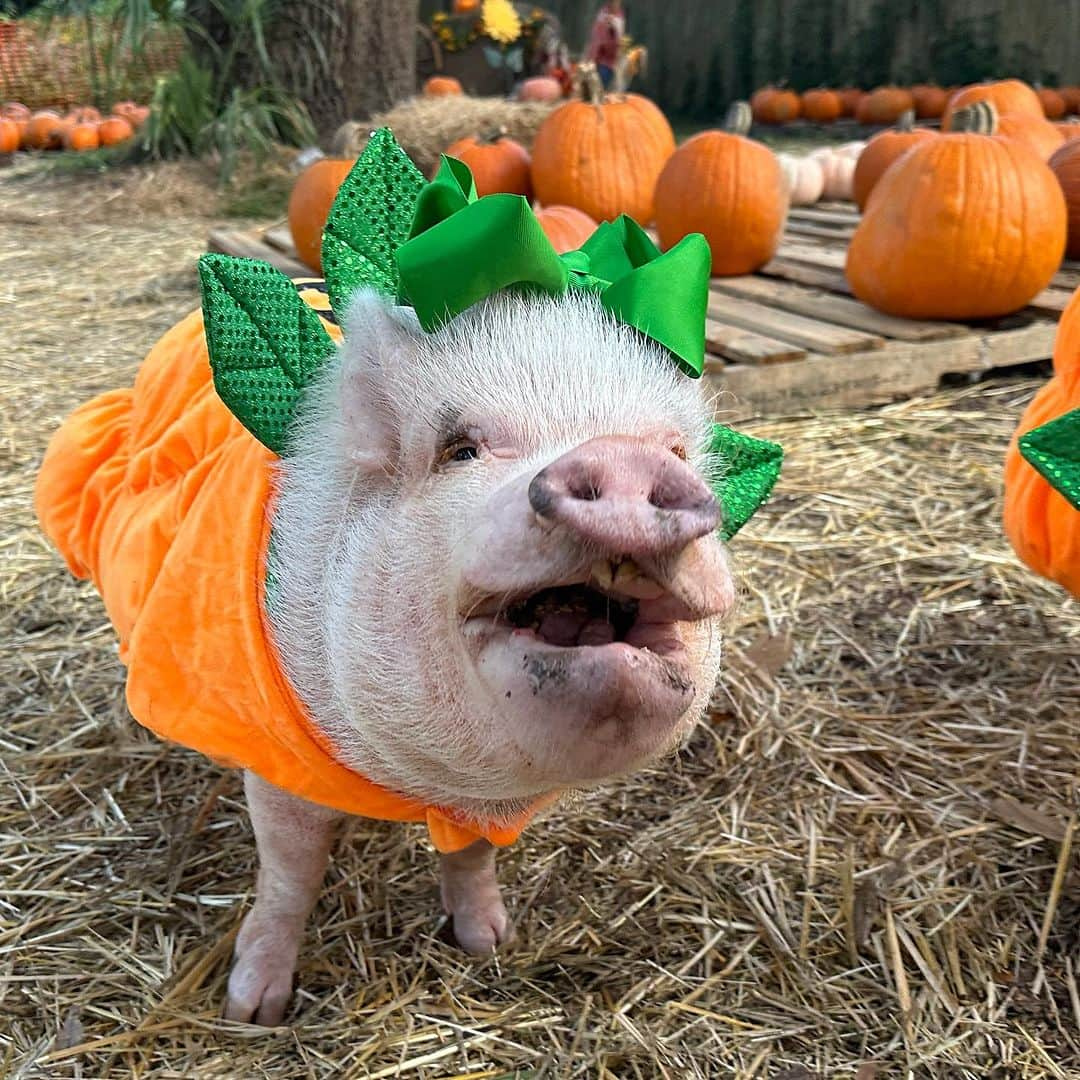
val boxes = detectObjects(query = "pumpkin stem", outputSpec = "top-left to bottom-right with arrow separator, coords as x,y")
951,100 -> 997,135
723,101 -> 753,137
896,108 -> 915,132
574,61 -> 606,106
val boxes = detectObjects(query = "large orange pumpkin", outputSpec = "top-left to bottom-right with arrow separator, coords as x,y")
846,103 -> 1066,320
1049,140 -> 1080,258
65,121 -> 100,152
531,72 -> 675,225
852,112 -> 937,211
855,86 -> 915,126
801,89 -> 841,123
97,115 -> 134,147
996,112 -> 1065,160
942,79 -> 1044,128
534,205 -> 597,253
751,87 -> 800,125
911,84 -> 948,120
1003,287 -> 1080,597
654,103 -> 786,276
25,111 -> 67,150
287,157 -> 356,273
424,76 -> 464,97
443,129 -> 532,198
1038,87 -> 1067,120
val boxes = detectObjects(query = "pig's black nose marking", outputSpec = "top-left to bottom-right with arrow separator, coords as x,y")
528,470 -> 556,517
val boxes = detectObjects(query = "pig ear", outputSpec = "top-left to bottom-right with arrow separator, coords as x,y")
337,289 -> 421,477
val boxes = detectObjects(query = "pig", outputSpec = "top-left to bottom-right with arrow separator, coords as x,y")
220,285 -> 735,1024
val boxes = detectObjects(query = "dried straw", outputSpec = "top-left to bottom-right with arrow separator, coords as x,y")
2,162 -> 1079,1078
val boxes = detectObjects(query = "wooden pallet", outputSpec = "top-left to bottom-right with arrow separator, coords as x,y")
208,206 -> 1069,417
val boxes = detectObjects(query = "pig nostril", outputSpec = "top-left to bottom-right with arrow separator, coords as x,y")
568,478 -> 602,502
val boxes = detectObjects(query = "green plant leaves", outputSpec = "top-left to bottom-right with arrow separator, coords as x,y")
1019,407 -> 1080,511
198,253 -> 336,455
708,424 -> 784,540
321,127 -> 427,321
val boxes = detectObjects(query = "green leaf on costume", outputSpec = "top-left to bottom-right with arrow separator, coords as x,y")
198,253 -> 336,455
708,424 -> 784,540
321,127 -> 427,321
1019,407 -> 1080,511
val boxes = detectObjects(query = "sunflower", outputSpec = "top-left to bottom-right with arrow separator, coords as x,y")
480,0 -> 521,45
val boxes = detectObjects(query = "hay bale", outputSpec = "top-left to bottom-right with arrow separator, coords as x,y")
330,95 -> 559,176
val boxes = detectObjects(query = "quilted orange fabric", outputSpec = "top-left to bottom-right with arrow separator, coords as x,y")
34,290 -> 535,853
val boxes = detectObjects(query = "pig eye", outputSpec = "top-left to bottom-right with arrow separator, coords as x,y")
437,438 -> 481,467
670,443 -> 688,461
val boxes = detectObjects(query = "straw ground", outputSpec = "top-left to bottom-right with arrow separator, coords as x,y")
2,160 -> 1078,1078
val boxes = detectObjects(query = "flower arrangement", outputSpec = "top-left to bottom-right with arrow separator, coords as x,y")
429,3 -> 551,56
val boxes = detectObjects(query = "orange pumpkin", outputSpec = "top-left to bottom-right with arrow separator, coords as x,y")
996,112 -> 1065,160
1060,87 -> 1080,115
852,112 -> 937,211
751,86 -> 800,125
65,121 -> 100,152
942,79 -> 1044,128
25,110 -> 67,150
0,117 -> 18,154
801,89 -> 841,123
443,129 -> 532,198
112,100 -> 138,118
1057,120 -> 1080,142
534,205 -> 598,253
837,88 -> 864,117
287,157 -> 356,273
67,106 -> 101,124
128,104 -> 150,128
911,84 -> 948,120
531,72 -> 675,225
1049,140 -> 1080,258
97,115 -> 134,147
2,101 -> 30,122
424,76 -> 464,97
518,76 -> 562,103
1038,87 -> 1067,120
1003,288 -> 1080,597
855,86 -> 915,126
654,103 -> 786,276
452,0 -> 480,10
846,103 -> 1066,320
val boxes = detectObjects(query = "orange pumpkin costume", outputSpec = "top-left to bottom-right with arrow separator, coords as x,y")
34,283 -> 535,853
1004,288 -> 1080,598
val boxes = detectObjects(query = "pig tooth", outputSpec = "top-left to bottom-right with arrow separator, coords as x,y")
591,559 -> 615,590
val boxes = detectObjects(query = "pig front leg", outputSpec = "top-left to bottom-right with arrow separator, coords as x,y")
224,772 -> 342,1025
440,839 -> 515,954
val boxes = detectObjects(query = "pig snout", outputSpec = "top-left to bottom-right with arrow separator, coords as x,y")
527,436 -> 720,559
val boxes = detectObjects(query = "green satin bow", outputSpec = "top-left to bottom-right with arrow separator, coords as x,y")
1019,407 -> 1080,511
395,156 -> 711,377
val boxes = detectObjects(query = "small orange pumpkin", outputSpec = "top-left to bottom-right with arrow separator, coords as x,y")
846,103 -> 1066,320
287,157 -> 356,273
97,115 -> 134,147
942,79 -> 1044,128
1003,287 -> 1080,597
65,121 -> 101,152
654,102 -> 786,276
1057,120 -> 1080,142
800,89 -> 841,123
531,68 -> 675,224
751,86 -> 800,125
128,105 -> 150,128
112,100 -> 138,119
1038,87 -> 1067,120
1,101 -> 30,122
67,106 -> 101,124
517,76 -> 562,103
444,128 -> 532,198
424,76 -> 464,97
852,111 -> 937,211
855,86 -> 915,126
452,0 -> 480,11
25,110 -> 67,150
837,88 -> 864,117
0,117 -> 18,154
1060,87 -> 1080,115
911,84 -> 948,120
534,205 -> 598,253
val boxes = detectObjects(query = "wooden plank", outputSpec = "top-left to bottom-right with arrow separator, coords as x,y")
1025,286 -> 1075,318
263,223 -> 297,255
1054,260 -> 1080,290
712,276 -> 967,342
707,292 -> 884,354
706,320 -> 1056,418
787,205 -> 860,228
784,219 -> 856,242
705,317 -> 807,365
774,240 -> 848,269
760,257 -> 854,295
207,227 -> 310,278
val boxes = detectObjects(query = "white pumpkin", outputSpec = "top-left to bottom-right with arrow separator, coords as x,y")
818,153 -> 856,200
777,152 -> 824,206
837,140 -> 867,159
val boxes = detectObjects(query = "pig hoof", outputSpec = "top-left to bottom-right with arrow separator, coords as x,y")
447,896 -> 515,955
223,920 -> 300,1025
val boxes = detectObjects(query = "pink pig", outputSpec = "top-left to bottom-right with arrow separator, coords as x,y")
215,288 -> 735,1023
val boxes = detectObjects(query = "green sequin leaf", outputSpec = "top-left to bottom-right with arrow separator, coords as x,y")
1019,407 -> 1080,511
708,424 -> 784,541
199,253 -> 336,456
322,127 -> 427,322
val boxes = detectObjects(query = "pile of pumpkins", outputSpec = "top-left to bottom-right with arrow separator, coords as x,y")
288,75 -> 1080,323
0,100 -> 148,154
751,82 -> 1080,128
422,73 -> 566,103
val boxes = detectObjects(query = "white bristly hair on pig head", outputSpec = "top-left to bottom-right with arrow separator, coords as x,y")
266,287 -> 724,822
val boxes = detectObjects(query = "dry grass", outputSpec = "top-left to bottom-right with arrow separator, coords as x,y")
2,159 -> 1080,1079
